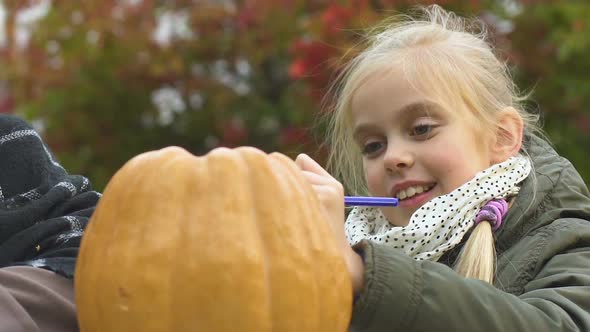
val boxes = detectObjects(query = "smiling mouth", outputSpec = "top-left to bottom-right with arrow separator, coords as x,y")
396,183 -> 436,201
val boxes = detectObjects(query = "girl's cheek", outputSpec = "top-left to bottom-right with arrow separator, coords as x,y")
364,168 -> 375,192
365,168 -> 384,195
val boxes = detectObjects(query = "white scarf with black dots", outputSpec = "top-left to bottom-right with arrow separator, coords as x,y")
345,155 -> 532,261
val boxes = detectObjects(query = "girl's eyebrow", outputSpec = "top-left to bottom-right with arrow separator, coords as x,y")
352,123 -> 380,142
352,101 -> 443,141
394,101 -> 444,120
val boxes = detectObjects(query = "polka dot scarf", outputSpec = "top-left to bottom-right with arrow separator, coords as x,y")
345,154 -> 532,262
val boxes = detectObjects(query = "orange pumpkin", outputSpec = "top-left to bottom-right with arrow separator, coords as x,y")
75,146 -> 352,332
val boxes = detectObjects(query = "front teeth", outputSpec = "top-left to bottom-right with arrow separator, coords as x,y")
397,185 -> 432,200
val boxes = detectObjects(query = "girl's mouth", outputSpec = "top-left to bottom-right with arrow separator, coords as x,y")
396,183 -> 436,208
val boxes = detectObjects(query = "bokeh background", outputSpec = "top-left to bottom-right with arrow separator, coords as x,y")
0,0 -> 588,191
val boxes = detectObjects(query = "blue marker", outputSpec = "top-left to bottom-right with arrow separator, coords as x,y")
344,196 -> 398,207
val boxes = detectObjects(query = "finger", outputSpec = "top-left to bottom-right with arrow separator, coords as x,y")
300,170 -> 333,185
295,153 -> 332,177
300,171 -> 344,196
312,187 -> 344,205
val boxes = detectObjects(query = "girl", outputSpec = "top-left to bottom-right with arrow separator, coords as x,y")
296,5 -> 590,331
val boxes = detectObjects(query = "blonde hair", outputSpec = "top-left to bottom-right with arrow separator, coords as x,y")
324,5 -> 543,283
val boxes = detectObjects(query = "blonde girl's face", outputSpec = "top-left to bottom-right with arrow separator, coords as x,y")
350,68 -> 493,226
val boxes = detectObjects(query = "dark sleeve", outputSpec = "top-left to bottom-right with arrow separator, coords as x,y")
0,115 -> 100,278
350,219 -> 590,332
0,266 -> 78,332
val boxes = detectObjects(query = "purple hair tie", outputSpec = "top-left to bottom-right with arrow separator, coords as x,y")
475,199 -> 508,231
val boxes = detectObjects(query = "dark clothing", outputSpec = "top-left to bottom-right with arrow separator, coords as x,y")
0,114 -> 99,331
350,135 -> 590,331
0,114 -> 99,277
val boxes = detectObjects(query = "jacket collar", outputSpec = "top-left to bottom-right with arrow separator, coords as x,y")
495,134 -> 590,253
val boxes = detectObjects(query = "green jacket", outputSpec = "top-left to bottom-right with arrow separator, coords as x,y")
350,135 -> 590,331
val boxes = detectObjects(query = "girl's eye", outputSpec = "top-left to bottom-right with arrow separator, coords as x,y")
410,123 -> 435,138
361,141 -> 384,156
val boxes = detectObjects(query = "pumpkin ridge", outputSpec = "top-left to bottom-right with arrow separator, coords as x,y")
269,152 -> 352,331
77,147 -> 196,331
118,149 -> 194,330
267,153 -> 323,330
202,147 -> 271,331
239,148 -> 277,331
168,154 -> 209,331
238,147 -> 307,330
151,152 -> 197,331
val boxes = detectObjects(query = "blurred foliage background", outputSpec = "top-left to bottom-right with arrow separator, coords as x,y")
0,0 -> 588,191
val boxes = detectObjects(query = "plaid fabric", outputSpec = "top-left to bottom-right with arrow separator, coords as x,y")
0,115 -> 100,278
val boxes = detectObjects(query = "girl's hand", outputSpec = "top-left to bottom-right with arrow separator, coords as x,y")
294,153 -> 364,294
295,153 -> 346,246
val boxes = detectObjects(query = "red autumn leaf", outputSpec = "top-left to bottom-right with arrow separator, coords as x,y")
279,126 -> 309,146
0,96 -> 14,114
575,114 -> 590,135
573,19 -> 585,33
236,7 -> 258,30
288,59 -> 307,79
289,39 -> 309,54
221,118 -> 249,147
288,39 -> 335,83
321,4 -> 354,36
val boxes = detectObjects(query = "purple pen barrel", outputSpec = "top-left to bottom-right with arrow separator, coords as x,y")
344,196 -> 399,207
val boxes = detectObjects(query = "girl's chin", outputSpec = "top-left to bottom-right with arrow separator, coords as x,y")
381,208 -> 411,227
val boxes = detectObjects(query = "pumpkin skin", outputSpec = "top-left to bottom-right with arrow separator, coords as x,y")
75,146 -> 352,332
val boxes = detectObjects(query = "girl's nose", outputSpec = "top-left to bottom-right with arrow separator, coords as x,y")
383,144 -> 414,173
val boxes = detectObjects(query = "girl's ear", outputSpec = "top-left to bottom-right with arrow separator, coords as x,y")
489,107 -> 524,164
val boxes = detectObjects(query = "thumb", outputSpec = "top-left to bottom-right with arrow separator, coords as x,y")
294,153 -> 311,169
295,153 -> 331,177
